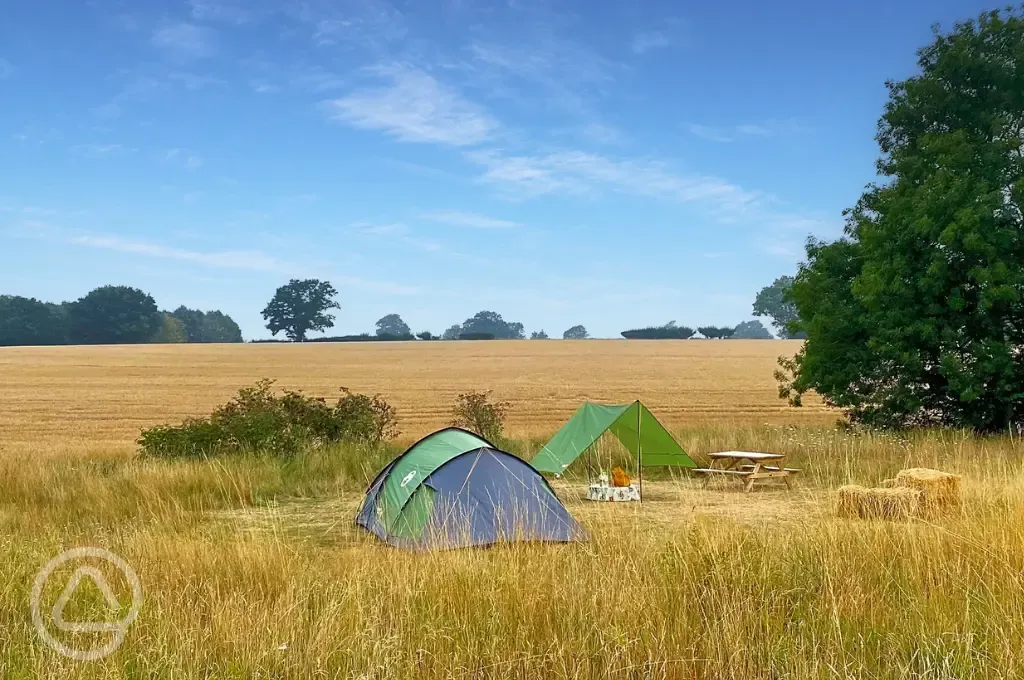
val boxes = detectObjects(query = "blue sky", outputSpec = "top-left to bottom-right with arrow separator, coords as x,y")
0,0 -> 998,339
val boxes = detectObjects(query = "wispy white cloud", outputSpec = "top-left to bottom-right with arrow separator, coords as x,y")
151,23 -> 215,61
250,79 -> 280,94
466,149 -> 575,197
469,148 -> 761,211
0,59 -> 13,79
738,119 -> 809,136
579,122 -> 623,145
631,31 -> 670,54
0,200 -> 58,216
356,220 -> 487,263
735,123 -> 770,136
376,158 -> 467,182
15,221 -> 420,294
464,147 -> 835,241
687,119 -> 809,143
168,72 -> 223,90
189,0 -> 254,24
72,143 -> 133,158
357,221 -> 439,253
16,222 -> 283,272
12,124 -> 61,145
419,209 -> 522,230
327,64 -> 498,146
402,236 -> 445,253
73,233 -> 282,270
91,72 -> 167,119
763,242 -> 801,258
290,0 -> 407,48
686,123 -> 734,143
355,221 -> 409,235
467,37 -> 615,114
292,66 -> 347,93
163,148 -> 204,170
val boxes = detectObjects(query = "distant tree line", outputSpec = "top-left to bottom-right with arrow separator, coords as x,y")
619,320 -> 773,340
0,286 -> 242,346
257,278 -> 784,343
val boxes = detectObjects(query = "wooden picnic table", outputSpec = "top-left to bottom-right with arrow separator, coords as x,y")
691,451 -> 800,492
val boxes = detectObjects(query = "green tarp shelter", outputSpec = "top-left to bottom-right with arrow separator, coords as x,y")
530,401 -> 696,475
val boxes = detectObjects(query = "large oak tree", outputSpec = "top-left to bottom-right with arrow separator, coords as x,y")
262,279 -> 339,342
780,8 -> 1024,430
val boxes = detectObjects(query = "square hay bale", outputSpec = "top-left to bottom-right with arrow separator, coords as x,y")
836,485 -> 921,520
892,468 -> 962,512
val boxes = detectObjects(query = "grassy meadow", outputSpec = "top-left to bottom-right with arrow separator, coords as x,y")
2,341 -> 1024,678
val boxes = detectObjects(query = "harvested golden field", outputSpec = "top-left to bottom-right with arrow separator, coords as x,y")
0,340 -> 829,458
5,341 -> 1024,678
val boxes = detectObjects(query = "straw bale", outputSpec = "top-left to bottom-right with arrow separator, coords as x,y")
836,485 -> 921,520
892,468 -> 962,511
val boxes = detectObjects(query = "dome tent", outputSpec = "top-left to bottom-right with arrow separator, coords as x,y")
356,427 -> 585,550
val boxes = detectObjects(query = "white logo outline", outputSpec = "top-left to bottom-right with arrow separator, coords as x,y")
31,547 -> 142,661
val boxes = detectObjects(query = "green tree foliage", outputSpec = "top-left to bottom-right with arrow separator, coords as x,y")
698,326 -> 736,339
460,310 -> 525,339
416,331 -> 435,340
172,307 -> 243,343
732,320 -> 773,339
171,306 -> 205,342
779,9 -> 1024,430
0,295 -> 68,346
67,285 -> 161,344
450,391 -> 510,442
199,311 -> 243,343
152,313 -> 187,343
530,330 -> 549,339
261,279 -> 339,342
753,276 -> 806,339
562,325 -> 589,339
375,313 -> 412,338
441,324 -> 463,340
621,321 -> 694,339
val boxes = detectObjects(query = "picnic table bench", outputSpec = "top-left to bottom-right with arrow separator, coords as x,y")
691,451 -> 801,492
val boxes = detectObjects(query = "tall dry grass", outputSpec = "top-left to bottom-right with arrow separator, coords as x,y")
2,427 -> 1024,678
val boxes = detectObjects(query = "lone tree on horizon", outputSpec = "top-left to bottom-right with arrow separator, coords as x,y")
375,313 -> 412,338
563,325 -> 588,339
261,279 -> 339,342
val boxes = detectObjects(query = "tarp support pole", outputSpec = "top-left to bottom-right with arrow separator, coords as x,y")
637,401 -> 643,503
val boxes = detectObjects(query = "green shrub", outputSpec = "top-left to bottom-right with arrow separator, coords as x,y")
138,379 -> 400,459
450,391 -> 510,442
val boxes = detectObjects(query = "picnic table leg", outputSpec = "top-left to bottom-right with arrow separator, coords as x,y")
783,470 -> 793,490
743,463 -> 759,493
702,459 -> 720,489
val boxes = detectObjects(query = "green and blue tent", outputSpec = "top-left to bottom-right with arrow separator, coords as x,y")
357,427 -> 585,550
